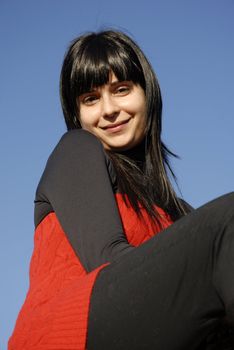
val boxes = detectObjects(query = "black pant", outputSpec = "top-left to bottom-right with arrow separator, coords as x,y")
87,192 -> 234,349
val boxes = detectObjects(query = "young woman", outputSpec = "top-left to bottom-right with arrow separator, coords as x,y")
9,30 -> 234,350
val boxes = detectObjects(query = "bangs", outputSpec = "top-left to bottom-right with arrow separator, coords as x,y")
70,36 -> 145,98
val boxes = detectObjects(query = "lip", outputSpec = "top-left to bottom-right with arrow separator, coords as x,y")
101,119 -> 130,133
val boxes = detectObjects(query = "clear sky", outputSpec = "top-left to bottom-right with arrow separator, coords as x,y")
1,0 -> 233,348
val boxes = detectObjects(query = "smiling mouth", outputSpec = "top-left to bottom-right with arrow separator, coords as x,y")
102,119 -> 130,132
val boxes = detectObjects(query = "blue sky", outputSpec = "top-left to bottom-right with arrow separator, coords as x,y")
1,0 -> 233,348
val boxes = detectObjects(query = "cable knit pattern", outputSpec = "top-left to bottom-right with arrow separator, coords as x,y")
115,193 -> 173,245
8,194 -> 172,350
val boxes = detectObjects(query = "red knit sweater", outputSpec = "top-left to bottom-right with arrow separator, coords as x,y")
8,194 -> 172,350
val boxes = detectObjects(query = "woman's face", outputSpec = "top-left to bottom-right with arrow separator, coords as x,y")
77,72 -> 147,151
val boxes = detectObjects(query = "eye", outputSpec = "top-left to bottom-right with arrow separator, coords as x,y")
80,94 -> 99,106
114,83 -> 132,96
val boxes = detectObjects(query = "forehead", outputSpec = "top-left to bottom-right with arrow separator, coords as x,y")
72,47 -> 144,97
78,70 -> 130,95
93,72 -> 121,89
78,73 -> 133,99
108,72 -> 119,83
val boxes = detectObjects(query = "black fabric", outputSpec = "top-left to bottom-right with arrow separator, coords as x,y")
34,129 -> 234,348
87,193 -> 234,349
34,130 -> 133,272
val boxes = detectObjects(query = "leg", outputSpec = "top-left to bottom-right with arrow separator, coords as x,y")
87,193 -> 234,350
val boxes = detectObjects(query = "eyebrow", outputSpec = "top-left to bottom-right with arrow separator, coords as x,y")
80,80 -> 131,95
111,79 -> 130,85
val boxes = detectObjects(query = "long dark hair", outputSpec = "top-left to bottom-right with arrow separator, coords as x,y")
60,30 -> 188,223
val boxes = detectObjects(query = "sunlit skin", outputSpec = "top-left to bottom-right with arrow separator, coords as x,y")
77,73 -> 147,151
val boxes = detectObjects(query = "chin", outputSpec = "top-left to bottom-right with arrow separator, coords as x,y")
102,136 -> 135,152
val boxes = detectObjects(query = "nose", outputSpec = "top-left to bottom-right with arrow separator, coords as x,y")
101,94 -> 119,119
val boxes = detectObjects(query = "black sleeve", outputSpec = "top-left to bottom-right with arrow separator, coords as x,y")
34,130 -> 134,272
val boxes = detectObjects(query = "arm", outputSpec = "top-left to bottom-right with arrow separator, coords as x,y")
35,129 -> 133,272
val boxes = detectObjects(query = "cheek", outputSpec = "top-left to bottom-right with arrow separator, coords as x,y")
79,110 -> 96,130
79,118 -> 89,130
130,90 -> 146,116
135,98 -> 147,123
122,95 -> 146,117
135,99 -> 147,134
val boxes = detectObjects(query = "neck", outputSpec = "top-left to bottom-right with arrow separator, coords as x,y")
118,139 -> 146,169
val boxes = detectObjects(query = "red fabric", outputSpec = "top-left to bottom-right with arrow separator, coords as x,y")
8,194 -> 172,350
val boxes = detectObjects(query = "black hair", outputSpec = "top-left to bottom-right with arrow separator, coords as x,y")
60,30 -> 188,223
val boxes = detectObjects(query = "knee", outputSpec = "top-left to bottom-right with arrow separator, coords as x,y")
198,192 -> 234,224
212,192 -> 234,208
219,192 -> 234,216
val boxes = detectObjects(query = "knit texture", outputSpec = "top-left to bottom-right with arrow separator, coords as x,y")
8,194 -> 172,350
